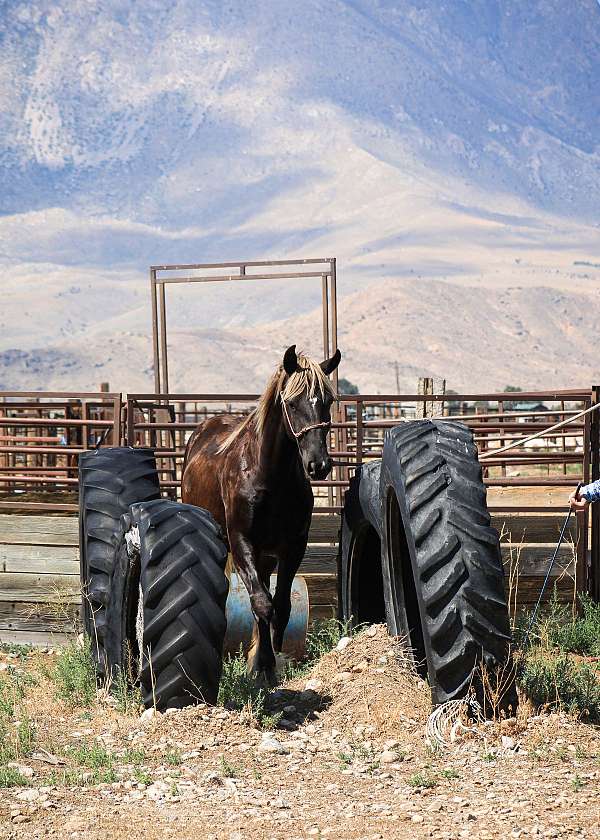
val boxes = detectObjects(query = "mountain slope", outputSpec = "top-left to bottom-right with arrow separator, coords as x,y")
1,1 -> 600,391
3,275 -> 600,394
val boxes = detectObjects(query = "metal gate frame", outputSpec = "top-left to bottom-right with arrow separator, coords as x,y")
150,258 -> 339,394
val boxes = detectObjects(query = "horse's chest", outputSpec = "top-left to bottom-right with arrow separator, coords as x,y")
251,488 -> 310,545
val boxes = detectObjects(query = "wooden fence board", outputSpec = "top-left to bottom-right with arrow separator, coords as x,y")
0,629 -> 73,648
1,544 -> 79,573
492,515 -> 575,543
0,601 -> 79,633
0,573 -> 80,603
0,514 -> 78,546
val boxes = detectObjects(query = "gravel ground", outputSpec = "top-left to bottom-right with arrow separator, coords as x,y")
1,626 -> 599,840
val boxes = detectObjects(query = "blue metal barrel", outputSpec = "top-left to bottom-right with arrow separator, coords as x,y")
223,573 -> 309,661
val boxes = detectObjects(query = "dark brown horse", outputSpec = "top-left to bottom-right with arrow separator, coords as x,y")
182,345 -> 341,682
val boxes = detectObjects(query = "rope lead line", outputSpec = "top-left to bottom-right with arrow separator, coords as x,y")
478,401 -> 600,461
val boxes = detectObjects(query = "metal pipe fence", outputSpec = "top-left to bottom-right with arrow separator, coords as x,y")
0,387 -> 597,596
0,392 -> 122,507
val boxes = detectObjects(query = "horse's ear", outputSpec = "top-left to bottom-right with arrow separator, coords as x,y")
320,348 -> 341,375
283,345 -> 299,375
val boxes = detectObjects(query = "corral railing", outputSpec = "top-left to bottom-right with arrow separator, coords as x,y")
1,387 -> 599,645
124,387 -> 595,494
0,392 -> 122,512
123,387 -> 599,600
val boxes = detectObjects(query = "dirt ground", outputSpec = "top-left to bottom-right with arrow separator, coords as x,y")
1,626 -> 599,840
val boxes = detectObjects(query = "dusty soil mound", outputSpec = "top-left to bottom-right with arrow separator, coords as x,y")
284,624 -> 430,743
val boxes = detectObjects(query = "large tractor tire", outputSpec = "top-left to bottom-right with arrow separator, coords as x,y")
338,461 -> 386,626
78,448 -> 160,677
105,499 -> 228,709
379,419 -> 517,713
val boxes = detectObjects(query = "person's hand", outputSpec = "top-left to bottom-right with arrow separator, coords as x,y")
569,488 -> 588,511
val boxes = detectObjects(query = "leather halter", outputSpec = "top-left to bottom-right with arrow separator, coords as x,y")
281,398 -> 331,440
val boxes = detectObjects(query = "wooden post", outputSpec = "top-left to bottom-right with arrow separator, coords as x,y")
417,377 -> 446,419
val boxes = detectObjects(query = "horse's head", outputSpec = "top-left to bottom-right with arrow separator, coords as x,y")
281,345 -> 341,480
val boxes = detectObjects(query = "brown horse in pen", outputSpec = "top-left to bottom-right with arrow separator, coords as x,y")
182,345 -> 341,683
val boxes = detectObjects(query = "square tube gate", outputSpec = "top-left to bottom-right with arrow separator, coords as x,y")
149,258 -> 339,395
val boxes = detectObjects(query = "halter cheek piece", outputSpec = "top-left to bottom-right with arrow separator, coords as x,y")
281,398 -> 331,441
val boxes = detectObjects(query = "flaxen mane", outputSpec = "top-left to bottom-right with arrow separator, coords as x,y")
217,353 -> 336,454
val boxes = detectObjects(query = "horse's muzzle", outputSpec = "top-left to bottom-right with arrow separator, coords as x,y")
307,457 -> 333,480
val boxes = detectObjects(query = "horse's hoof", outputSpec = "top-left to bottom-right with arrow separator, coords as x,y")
247,665 -> 278,689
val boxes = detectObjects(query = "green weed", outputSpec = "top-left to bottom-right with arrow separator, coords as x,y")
305,618 -> 354,662
0,643 -> 32,661
217,651 -> 281,729
53,640 -> 96,707
517,594 -> 600,656
219,756 -> 238,777
336,741 -> 379,773
517,650 -> 600,722
134,768 -> 153,785
113,672 -> 143,715
0,766 -> 29,787
408,772 -> 438,789
66,742 -> 113,770
121,748 -> 146,765
47,768 -> 117,787
165,750 -> 182,766
0,668 -> 35,763
571,774 -> 585,792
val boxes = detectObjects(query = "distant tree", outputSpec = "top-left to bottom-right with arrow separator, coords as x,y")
503,385 -> 523,411
338,377 -> 359,395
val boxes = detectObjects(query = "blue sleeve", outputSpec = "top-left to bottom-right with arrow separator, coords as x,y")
580,479 -> 600,502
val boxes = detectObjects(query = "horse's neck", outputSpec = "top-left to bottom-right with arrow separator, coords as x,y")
258,398 -> 300,480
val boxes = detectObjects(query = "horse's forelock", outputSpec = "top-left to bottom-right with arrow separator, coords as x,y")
280,354 -> 336,403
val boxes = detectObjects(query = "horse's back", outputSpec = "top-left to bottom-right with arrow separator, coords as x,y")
181,415 -> 240,530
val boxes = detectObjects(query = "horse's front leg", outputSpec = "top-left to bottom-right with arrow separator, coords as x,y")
229,533 -> 277,683
272,537 -> 308,655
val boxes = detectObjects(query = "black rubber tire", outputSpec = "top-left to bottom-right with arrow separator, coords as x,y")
380,419 -> 517,713
338,461 -> 386,626
79,448 -> 160,677
105,499 -> 228,709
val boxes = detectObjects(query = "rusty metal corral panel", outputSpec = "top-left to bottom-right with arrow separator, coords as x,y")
0,392 -> 121,509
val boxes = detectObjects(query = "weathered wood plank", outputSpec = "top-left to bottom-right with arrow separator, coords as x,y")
1,544 -> 79,574
500,544 -> 575,574
492,514 -> 576,544
303,573 -> 337,606
308,515 -> 340,544
506,576 -> 575,605
0,629 -> 73,648
487,487 -> 571,508
0,601 -> 80,633
309,603 -> 337,622
0,514 -> 79,546
0,573 -> 80,602
298,544 -> 574,577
